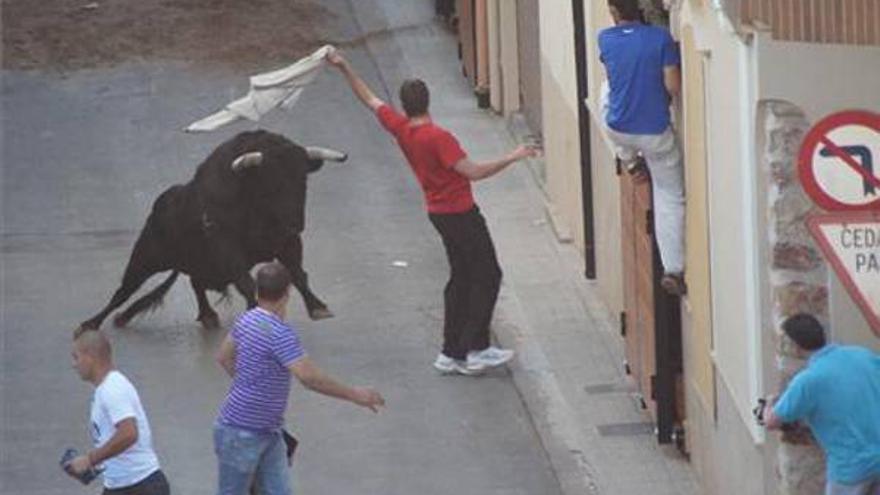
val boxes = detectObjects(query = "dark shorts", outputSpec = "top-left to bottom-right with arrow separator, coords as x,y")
103,470 -> 170,495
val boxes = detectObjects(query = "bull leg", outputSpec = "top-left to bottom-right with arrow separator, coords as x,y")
277,235 -> 332,320
81,266 -> 158,330
232,272 -> 257,309
189,277 -> 220,329
114,271 -> 179,328
81,217 -> 171,330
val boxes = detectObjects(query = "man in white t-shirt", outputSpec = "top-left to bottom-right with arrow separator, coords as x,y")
69,329 -> 170,495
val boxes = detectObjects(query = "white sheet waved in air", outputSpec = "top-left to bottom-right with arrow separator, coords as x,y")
185,45 -> 334,133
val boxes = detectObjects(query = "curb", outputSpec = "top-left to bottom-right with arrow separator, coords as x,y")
492,288 -> 602,495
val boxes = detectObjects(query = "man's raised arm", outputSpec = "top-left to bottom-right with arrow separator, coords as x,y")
663,65 -> 681,99
326,48 -> 385,112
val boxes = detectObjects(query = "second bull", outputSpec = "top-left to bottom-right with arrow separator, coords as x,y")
81,130 -> 346,330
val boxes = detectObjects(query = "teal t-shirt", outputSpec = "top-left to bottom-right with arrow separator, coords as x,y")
774,345 -> 880,483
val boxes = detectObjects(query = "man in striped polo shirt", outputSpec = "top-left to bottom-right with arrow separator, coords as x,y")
214,262 -> 384,495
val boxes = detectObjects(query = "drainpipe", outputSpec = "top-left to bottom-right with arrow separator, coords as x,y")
572,0 -> 596,279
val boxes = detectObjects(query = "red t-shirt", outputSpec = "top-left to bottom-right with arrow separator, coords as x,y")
376,104 -> 474,214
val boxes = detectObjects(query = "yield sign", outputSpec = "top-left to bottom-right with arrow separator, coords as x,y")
798,110 -> 880,211
807,212 -> 880,337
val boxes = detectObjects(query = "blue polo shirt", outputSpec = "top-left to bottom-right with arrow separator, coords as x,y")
774,345 -> 880,483
599,22 -> 680,135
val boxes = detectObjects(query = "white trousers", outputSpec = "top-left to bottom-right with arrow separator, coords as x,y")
606,125 -> 686,274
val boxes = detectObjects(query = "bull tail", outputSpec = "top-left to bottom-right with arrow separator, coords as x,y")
114,271 -> 180,327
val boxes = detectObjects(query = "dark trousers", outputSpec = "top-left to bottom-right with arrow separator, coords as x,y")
103,470 -> 170,495
435,0 -> 455,16
429,206 -> 502,360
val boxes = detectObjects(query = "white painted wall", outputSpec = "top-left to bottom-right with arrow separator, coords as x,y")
755,34 -> 880,351
583,0 -> 623,312
756,37 -> 880,125
538,0 -> 586,250
674,4 -> 777,494
681,4 -> 765,441
677,8 -> 880,493
539,1 -> 579,110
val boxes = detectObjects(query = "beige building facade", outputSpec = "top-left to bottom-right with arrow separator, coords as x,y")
675,2 -> 880,494
454,0 -> 879,493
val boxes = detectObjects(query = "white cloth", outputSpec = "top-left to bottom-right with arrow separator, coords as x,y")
186,45 -> 334,132
605,125 -> 686,274
90,370 -> 160,489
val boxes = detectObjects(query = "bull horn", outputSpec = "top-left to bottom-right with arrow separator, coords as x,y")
231,152 -> 263,172
306,146 -> 348,162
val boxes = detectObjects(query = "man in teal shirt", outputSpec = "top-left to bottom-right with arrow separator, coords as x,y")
763,314 -> 880,495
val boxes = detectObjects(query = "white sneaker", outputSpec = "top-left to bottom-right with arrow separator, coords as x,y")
466,346 -> 514,373
433,353 -> 465,375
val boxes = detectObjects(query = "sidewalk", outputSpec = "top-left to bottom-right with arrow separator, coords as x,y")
348,1 -> 701,494
487,156 -> 702,495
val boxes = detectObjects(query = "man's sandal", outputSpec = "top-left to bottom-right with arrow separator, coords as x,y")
623,156 -> 649,183
661,273 -> 687,296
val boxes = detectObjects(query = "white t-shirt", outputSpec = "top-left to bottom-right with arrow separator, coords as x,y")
90,370 -> 160,489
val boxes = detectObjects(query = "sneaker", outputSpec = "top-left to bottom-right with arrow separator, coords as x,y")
622,156 -> 650,184
466,346 -> 514,373
661,272 -> 687,296
433,353 -> 466,375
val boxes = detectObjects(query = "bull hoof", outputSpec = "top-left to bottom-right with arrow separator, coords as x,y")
198,313 -> 220,330
112,313 -> 130,328
308,307 -> 334,320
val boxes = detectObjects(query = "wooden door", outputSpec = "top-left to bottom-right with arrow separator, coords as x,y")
456,0 -> 477,85
620,168 -> 641,395
634,179 -> 658,417
619,165 -> 684,444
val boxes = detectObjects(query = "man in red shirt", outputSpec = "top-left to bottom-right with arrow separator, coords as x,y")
327,48 -> 537,375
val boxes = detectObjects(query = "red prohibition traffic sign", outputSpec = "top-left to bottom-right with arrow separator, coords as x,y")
798,110 -> 880,211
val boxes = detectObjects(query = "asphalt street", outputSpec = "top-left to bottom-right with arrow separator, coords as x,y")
0,1 -> 563,494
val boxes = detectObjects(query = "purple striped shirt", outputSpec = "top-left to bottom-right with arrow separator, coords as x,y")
218,307 -> 306,431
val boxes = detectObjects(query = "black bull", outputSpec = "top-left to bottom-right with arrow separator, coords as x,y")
81,130 -> 347,330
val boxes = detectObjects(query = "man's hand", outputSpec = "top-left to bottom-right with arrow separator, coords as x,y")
351,387 -> 385,413
762,394 -> 785,430
508,144 -> 541,162
324,47 -> 384,111
66,454 -> 92,476
664,65 -> 681,99
325,47 -> 346,68
291,357 -> 386,412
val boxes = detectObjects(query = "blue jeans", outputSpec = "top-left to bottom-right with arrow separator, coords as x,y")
827,474 -> 880,495
213,423 -> 292,495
